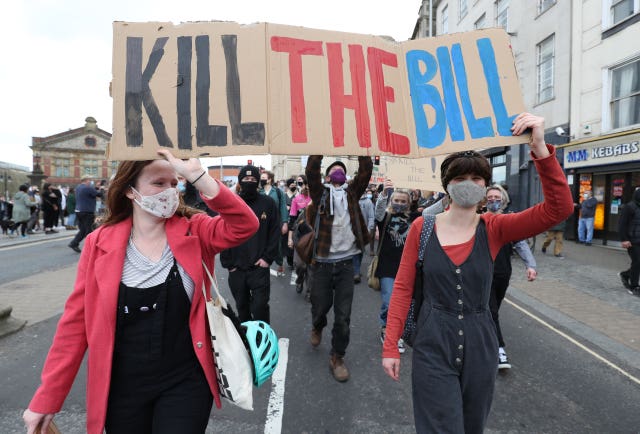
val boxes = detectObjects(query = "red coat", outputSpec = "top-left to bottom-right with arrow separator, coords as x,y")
28,182 -> 258,434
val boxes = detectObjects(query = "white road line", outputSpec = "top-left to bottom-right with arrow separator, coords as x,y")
505,298 -> 640,386
264,338 -> 289,434
0,236 -> 75,251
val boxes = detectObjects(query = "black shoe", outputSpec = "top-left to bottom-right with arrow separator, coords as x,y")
295,283 -> 303,294
627,286 -> 640,296
354,274 -> 361,284
619,272 -> 631,290
68,244 -> 81,253
554,253 -> 564,258
541,246 -> 547,254
585,242 -> 592,246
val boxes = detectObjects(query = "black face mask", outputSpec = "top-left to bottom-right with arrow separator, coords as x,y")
297,181 -> 303,187
259,179 -> 268,187
289,186 -> 297,192
240,181 -> 259,200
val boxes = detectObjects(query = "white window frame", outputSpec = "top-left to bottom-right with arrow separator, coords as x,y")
459,0 -> 468,20
536,34 -> 555,104
602,0 -> 639,29
54,159 -> 70,177
604,56 -> 640,131
496,0 -> 509,30
474,13 -> 486,29
537,0 -> 556,15
84,159 -> 99,177
441,5 -> 449,34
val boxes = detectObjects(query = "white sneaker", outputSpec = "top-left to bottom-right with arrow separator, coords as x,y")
498,347 -> 511,370
290,271 -> 297,285
397,339 -> 406,354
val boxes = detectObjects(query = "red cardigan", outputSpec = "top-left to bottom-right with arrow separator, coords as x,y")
28,180 -> 259,434
383,146 -> 573,359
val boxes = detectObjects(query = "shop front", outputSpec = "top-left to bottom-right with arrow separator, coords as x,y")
561,130 -> 640,245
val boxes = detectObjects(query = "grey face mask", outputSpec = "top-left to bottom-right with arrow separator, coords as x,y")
447,180 -> 486,208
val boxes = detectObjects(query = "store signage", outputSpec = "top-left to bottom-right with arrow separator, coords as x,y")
564,138 -> 640,169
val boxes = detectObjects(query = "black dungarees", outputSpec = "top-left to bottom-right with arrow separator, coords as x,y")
105,260 -> 213,434
411,221 -> 498,434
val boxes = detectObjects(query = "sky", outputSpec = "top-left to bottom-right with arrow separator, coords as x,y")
0,0 -> 419,170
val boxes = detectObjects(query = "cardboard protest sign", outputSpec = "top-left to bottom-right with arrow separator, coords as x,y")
110,22 -> 527,161
384,156 -> 447,192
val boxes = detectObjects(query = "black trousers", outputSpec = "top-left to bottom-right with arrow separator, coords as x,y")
105,364 -> 212,434
69,212 -> 95,247
621,244 -> 640,288
228,266 -> 271,323
489,273 -> 510,348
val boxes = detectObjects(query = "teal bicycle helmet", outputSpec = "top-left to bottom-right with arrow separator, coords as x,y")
242,321 -> 279,387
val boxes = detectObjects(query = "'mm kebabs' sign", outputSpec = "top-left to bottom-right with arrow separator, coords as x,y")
110,21 -> 527,160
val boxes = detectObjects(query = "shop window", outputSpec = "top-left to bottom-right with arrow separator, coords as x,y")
536,35 -> 555,104
496,0 -> 509,29
610,58 -> 640,129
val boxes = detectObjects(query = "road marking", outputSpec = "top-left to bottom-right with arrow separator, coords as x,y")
0,235 -> 75,251
506,298 -> 640,386
264,338 -> 289,434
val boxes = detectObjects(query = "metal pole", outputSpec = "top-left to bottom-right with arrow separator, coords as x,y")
219,157 -> 223,180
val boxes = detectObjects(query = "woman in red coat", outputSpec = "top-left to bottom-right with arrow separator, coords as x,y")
23,150 -> 259,434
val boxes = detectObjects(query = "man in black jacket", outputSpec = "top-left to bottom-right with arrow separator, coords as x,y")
618,188 -> 640,296
221,165 -> 280,323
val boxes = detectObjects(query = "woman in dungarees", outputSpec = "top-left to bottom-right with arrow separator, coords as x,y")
382,113 -> 574,433
23,150 -> 259,434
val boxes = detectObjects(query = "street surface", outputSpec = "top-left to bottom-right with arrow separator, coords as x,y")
1,234 -> 639,433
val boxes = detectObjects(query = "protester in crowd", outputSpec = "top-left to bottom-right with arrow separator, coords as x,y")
0,195 -> 11,223
259,170 -> 288,276
58,186 -> 67,228
27,187 -> 41,233
374,180 -> 413,354
68,177 -> 104,253
353,189 -> 375,284
541,219 -> 567,258
23,149 -> 259,434
288,175 -> 312,295
181,176 -> 217,217
65,187 -> 77,229
221,165 -> 280,323
41,183 -> 61,234
485,184 -> 537,369
618,187 -> 640,297
577,190 -> 598,245
11,185 -> 34,238
283,178 -> 297,269
305,155 -> 372,382
381,113 -> 573,433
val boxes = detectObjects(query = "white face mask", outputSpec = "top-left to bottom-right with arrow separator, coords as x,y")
131,186 -> 179,219
447,180 -> 486,208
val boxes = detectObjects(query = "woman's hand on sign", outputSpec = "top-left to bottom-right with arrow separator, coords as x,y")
511,113 -> 549,159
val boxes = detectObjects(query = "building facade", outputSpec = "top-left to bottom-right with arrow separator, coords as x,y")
30,117 -> 113,188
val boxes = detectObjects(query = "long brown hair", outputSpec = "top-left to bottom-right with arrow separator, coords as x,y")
102,160 -> 202,226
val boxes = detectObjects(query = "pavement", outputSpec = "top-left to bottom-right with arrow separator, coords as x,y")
1,229 -> 639,371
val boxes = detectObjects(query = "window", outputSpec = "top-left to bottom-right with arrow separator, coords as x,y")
441,5 -> 449,34
490,154 -> 507,185
459,0 -> 468,19
84,159 -> 99,177
610,0 -> 636,25
84,136 -> 96,147
610,58 -> 640,129
54,159 -> 70,177
537,0 -> 556,14
496,0 -> 509,29
536,35 -> 555,104
474,13 -> 486,29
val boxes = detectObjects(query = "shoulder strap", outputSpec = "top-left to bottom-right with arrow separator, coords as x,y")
417,215 -> 436,265
375,212 -> 393,256
311,189 -> 328,260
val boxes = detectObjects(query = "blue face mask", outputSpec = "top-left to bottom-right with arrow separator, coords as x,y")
487,200 -> 502,212
177,181 -> 186,193
391,203 -> 408,213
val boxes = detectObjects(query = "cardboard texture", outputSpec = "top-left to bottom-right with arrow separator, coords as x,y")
385,156 -> 447,192
111,22 -> 528,161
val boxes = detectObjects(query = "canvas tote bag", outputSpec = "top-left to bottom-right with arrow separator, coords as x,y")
202,261 -> 254,410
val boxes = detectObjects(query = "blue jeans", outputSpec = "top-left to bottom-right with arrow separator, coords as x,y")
578,217 -> 594,243
379,277 -> 395,327
352,253 -> 363,275
67,213 -> 76,226
308,259 -> 354,356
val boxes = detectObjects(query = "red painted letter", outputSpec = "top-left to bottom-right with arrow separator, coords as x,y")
327,43 -> 371,148
367,47 -> 410,155
270,37 -> 323,143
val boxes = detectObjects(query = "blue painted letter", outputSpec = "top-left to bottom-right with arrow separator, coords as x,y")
436,46 -> 465,142
406,50 -> 446,149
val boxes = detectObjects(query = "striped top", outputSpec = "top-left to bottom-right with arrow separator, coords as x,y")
121,237 -> 195,301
